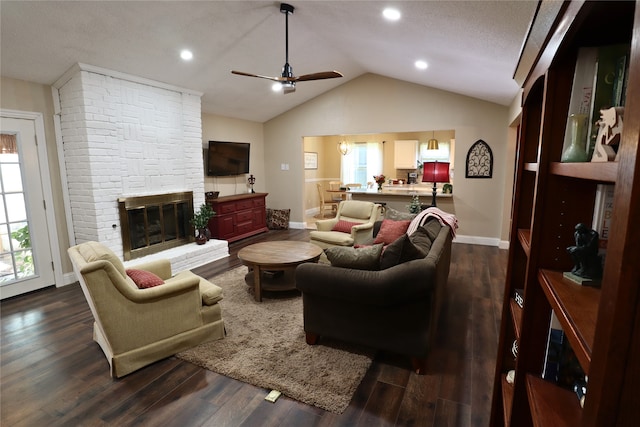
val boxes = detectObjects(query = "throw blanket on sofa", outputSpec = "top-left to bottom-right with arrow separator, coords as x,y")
407,207 -> 458,237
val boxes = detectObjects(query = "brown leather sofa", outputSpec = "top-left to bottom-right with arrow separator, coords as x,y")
296,220 -> 452,374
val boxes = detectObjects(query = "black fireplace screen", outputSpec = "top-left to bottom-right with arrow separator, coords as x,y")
118,192 -> 193,260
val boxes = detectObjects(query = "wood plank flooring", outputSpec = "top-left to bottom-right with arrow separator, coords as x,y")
0,230 -> 507,426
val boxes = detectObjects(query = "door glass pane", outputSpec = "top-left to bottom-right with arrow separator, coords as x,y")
6,193 -> 26,222
0,133 -> 35,285
2,163 -> 22,192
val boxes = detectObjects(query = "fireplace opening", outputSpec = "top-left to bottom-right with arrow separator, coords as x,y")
118,192 -> 194,260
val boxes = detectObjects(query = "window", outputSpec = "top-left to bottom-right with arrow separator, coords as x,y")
419,140 -> 451,163
341,141 -> 383,186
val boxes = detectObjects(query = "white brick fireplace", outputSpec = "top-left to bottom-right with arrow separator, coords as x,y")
54,64 -> 228,270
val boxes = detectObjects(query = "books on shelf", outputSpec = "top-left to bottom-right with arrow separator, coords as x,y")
592,184 -> 614,265
586,44 -> 630,158
561,47 -> 596,163
514,288 -> 524,308
542,312 -> 586,393
561,44 -> 631,162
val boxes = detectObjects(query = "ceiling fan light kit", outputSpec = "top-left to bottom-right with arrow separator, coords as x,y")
231,3 -> 343,94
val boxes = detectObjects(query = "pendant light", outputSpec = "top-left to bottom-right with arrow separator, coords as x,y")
427,131 -> 439,150
337,140 -> 352,155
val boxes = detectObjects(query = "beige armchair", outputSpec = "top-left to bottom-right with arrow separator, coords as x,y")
68,241 -> 225,378
309,200 -> 382,249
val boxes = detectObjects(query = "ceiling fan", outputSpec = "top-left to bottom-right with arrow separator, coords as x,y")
231,2 -> 343,94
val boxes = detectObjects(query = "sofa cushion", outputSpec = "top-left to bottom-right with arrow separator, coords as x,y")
423,218 -> 442,241
325,243 -> 383,270
385,207 -> 417,221
379,234 -> 427,270
309,230 -> 355,246
374,219 -> 411,245
409,225 -> 433,254
126,269 -> 164,289
331,220 -> 362,233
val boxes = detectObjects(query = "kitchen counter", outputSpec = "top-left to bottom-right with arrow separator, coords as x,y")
348,186 -> 454,213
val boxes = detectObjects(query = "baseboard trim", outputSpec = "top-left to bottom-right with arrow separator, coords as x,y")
498,240 -> 510,250
453,235 -> 501,247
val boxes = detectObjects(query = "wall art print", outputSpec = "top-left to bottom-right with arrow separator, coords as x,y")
466,139 -> 493,178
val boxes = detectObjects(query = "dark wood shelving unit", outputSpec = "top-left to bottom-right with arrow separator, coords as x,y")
538,269 -> 600,373
526,375 -> 582,427
550,162 -> 617,182
517,229 -> 531,256
510,299 -> 523,341
490,1 -> 640,425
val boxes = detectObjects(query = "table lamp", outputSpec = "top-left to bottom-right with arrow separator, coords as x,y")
422,161 -> 450,207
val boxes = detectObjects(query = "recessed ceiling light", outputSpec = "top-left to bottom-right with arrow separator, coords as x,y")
415,60 -> 428,70
383,8 -> 401,21
180,49 -> 193,61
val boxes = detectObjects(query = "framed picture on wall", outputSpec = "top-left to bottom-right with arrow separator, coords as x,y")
304,152 -> 318,169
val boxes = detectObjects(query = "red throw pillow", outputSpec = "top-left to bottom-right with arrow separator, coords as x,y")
331,220 -> 362,233
373,219 -> 411,245
126,269 -> 164,289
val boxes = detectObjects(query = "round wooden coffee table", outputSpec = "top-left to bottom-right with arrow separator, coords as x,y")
237,241 -> 323,302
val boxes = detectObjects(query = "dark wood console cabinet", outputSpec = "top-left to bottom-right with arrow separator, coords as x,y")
206,193 -> 268,242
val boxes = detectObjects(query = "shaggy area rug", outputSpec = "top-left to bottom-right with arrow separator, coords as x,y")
176,266 -> 373,414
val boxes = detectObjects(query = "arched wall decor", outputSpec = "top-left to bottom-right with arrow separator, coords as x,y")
465,139 -> 493,178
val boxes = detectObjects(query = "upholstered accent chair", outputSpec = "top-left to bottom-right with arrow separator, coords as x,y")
68,241 -> 225,378
309,200 -> 382,249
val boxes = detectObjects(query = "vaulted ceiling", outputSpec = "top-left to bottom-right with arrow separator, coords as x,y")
1,1 -> 538,123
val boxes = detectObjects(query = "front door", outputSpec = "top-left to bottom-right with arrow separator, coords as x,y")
0,117 -> 54,299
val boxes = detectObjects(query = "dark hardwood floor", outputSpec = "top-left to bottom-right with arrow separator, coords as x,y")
0,229 -> 507,426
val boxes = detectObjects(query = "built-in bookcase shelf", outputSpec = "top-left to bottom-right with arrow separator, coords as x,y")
526,375 -> 582,427
510,299 -> 523,340
517,229 -> 531,256
538,269 -> 600,373
550,162 -> 618,182
490,1 -> 640,425
501,375 -> 513,426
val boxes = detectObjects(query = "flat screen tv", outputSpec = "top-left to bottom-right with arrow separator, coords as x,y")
207,141 -> 250,176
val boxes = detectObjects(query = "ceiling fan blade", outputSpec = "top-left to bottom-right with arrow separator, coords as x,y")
231,70 -> 285,82
295,71 -> 344,82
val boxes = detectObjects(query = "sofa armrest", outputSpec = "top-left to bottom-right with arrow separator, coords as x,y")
296,260 -> 436,306
128,259 -> 172,280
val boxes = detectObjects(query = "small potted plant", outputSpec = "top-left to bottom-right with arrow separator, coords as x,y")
191,204 -> 215,245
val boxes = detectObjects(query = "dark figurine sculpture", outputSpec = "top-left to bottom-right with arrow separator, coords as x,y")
567,223 -> 602,281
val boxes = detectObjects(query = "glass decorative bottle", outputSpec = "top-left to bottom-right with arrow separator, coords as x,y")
561,114 -> 589,162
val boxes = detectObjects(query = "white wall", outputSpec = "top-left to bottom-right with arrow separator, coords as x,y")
264,73 -> 511,239
56,66 -> 203,254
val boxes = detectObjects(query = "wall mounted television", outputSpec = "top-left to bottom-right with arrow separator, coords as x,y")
207,141 -> 250,176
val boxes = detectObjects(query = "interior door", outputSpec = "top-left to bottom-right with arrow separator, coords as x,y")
0,117 -> 54,299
